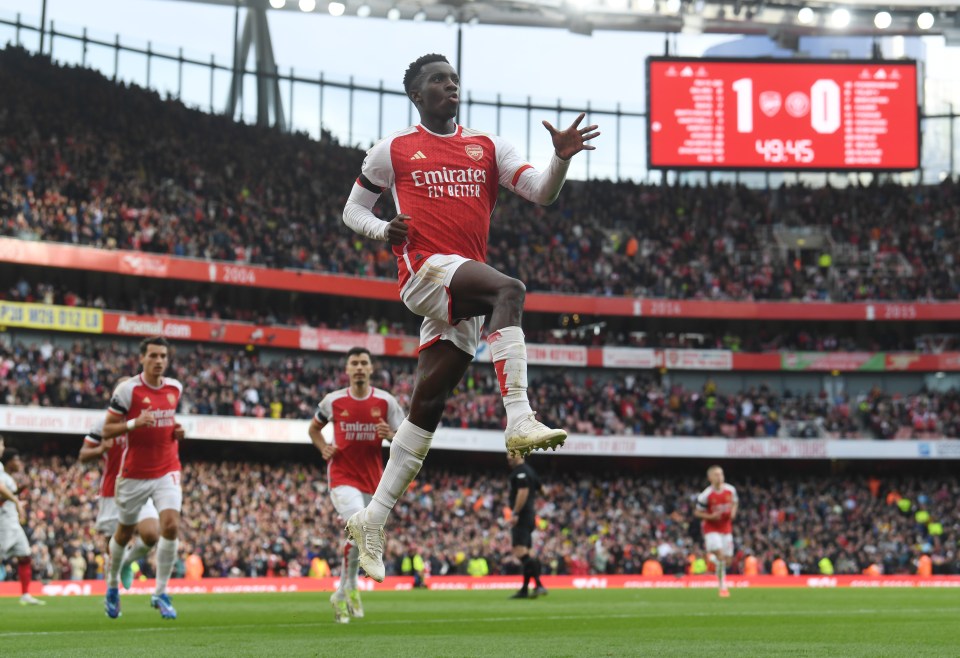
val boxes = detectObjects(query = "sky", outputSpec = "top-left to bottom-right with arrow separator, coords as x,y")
0,0 -> 957,181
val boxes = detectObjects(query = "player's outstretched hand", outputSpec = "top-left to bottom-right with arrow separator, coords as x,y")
543,112 -> 600,161
319,443 -> 337,460
385,214 -> 411,245
173,423 -> 185,441
135,409 -> 156,428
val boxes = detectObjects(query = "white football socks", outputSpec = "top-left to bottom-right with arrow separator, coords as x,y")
365,420 -> 433,526
487,326 -> 534,425
106,537 -> 126,588
338,541 -> 360,594
155,537 -> 179,596
718,560 -> 726,590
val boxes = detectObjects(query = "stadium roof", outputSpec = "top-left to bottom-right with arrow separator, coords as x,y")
177,0 -> 959,39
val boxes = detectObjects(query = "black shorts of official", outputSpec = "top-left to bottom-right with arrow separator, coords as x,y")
512,523 -> 534,548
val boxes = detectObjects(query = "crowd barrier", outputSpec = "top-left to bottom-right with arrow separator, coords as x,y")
4,574 -> 959,597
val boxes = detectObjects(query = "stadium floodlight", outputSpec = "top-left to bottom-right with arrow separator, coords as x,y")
298,0 -> 316,11
874,11 -> 892,29
636,0 -> 655,11
665,0 -> 682,14
413,9 -> 427,21
829,7 -> 850,28
387,7 -> 401,20
328,2 -> 346,16
797,7 -> 814,24
917,12 -> 934,30
356,3 -> 371,17
268,0 -> 286,8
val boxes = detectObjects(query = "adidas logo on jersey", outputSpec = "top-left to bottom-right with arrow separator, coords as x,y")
410,151 -> 427,160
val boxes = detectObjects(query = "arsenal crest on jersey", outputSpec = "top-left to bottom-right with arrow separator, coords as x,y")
371,407 -> 382,418
465,144 -> 483,161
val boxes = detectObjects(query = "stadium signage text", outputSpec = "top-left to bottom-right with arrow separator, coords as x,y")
0,300 -> 102,333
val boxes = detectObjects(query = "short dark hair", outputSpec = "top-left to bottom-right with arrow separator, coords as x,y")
403,53 -> 449,93
139,336 -> 170,354
346,346 -> 372,361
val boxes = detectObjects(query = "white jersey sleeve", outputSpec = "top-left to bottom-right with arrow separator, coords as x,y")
726,484 -> 739,503
695,486 -> 711,511
493,135 -> 571,205
342,136 -> 398,241
84,418 -> 106,446
383,391 -> 406,431
360,137 -> 396,191
108,379 -> 136,418
315,394 -> 333,424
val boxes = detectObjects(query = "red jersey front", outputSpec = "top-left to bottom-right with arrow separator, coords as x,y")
359,124 -> 534,288
108,374 -> 183,479
315,387 -> 405,494
696,483 -> 738,534
83,419 -> 127,497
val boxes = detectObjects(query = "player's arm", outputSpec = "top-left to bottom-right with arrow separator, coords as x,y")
498,113 -> 599,206
694,494 -> 719,521
103,409 -> 155,439
308,412 -> 337,460
511,487 -> 529,522
0,480 -> 24,524
78,434 -> 113,463
729,500 -> 738,521
343,140 -> 407,243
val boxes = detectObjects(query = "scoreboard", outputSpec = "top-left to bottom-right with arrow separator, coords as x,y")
647,58 -> 919,171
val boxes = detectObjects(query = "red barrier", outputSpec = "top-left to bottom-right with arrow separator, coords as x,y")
4,574 -> 959,597
4,237 -> 960,321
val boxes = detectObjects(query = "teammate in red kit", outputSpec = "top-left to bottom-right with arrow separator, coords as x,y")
79,376 -> 171,592
342,53 -> 599,582
694,465 -> 738,597
102,336 -> 184,620
308,347 -> 404,623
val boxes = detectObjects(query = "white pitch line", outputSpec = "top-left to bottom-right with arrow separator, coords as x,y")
2,606 -> 958,639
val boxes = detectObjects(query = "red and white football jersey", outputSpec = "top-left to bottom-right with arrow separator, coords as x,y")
107,374 -> 183,480
359,124 -> 534,288
696,483 -> 738,534
83,418 -> 127,498
315,387 -> 405,494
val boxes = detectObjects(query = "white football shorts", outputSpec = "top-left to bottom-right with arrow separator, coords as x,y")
0,519 -> 30,559
115,471 -> 182,526
400,253 -> 483,357
704,532 -> 734,558
330,485 -> 373,522
96,496 -> 160,535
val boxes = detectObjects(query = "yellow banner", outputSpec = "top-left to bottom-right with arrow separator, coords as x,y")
0,301 -> 103,334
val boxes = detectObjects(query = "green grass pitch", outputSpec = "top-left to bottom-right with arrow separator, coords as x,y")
1,588 -> 958,657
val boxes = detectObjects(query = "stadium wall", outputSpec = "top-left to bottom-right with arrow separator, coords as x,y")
3,406 -> 960,459
4,575 -> 960,598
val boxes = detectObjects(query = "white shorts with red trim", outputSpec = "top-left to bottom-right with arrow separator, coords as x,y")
116,472 -> 182,525
400,253 -> 483,357
0,520 -> 30,559
95,496 -> 160,535
704,532 -> 734,558
330,485 -> 373,522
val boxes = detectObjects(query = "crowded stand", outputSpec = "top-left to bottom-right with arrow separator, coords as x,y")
6,455 -> 958,581
2,47 -> 960,302
1,337 -> 956,439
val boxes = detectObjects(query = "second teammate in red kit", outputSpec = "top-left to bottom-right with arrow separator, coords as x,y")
695,465 -> 738,597
102,336 -> 184,620
308,347 -> 404,623
343,53 -> 599,582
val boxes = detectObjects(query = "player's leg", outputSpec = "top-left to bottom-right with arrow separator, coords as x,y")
448,260 -> 566,456
120,499 -> 160,589
8,527 -> 44,605
511,543 -> 533,598
718,535 -> 734,597
330,486 -> 365,623
106,477 -> 148,617
348,340 -> 473,582
150,473 -> 183,619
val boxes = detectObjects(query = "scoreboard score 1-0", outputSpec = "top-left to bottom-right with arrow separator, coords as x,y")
647,58 -> 919,171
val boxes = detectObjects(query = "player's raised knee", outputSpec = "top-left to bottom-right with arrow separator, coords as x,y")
497,277 -> 526,305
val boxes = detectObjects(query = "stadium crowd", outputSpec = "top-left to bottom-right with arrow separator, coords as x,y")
3,456 -> 957,583
2,336 -> 958,439
2,48 -> 960,303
